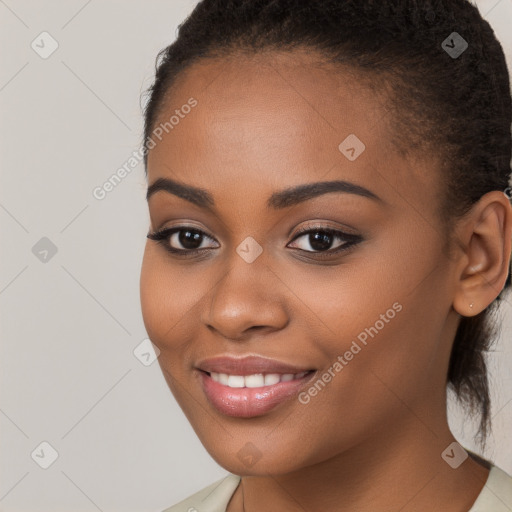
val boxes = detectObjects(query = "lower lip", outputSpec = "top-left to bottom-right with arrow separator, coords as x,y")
198,370 -> 315,418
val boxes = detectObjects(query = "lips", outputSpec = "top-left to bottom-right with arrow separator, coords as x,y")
195,355 -> 317,418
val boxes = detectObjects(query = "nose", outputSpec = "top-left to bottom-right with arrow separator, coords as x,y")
201,256 -> 289,341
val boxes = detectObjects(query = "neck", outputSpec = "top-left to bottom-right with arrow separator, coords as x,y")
230,412 -> 490,512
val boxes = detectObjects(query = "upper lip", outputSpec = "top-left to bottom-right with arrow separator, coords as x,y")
196,355 -> 314,376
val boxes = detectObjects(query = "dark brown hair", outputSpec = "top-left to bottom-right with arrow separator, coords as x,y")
141,0 -> 512,446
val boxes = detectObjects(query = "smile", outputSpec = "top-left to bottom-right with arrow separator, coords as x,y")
209,371 -> 311,388
199,369 -> 316,418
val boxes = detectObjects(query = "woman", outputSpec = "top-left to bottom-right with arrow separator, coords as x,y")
139,0 -> 512,510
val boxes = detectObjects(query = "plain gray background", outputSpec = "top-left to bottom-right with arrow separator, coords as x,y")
1,1 -> 511,510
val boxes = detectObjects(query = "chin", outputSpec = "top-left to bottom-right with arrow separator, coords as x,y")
202,440 -> 305,477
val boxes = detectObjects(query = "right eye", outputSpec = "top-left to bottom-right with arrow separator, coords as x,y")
147,226 -> 220,255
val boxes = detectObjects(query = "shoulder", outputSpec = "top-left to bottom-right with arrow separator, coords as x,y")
161,473 -> 241,512
469,465 -> 512,512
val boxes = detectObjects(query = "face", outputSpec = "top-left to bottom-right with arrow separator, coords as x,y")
140,50 -> 459,475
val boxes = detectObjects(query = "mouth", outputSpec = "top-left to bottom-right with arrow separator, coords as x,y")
197,369 -> 317,418
203,370 -> 314,388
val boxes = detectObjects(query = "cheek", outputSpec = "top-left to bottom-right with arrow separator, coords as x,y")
140,245 -> 165,336
140,246 -> 191,347
276,256 -> 403,346
290,240 -> 448,401
321,264 -> 452,417
140,245 -> 220,354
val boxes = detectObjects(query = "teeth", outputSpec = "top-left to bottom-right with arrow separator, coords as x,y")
245,374 -> 265,388
227,375 -> 245,388
209,371 -> 309,388
264,374 -> 281,386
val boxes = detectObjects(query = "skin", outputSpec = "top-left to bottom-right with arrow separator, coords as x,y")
139,50 -> 512,511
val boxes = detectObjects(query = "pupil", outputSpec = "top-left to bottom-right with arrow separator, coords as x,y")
310,232 -> 332,251
179,230 -> 202,249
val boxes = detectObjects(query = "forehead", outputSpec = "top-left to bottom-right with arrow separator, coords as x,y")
147,50 -> 440,215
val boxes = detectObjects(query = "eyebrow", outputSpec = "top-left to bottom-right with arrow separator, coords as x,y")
146,177 -> 382,210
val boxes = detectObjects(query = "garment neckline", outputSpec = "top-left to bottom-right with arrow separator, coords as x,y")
224,464 -> 505,512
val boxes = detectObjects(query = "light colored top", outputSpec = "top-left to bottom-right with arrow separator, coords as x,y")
161,464 -> 512,512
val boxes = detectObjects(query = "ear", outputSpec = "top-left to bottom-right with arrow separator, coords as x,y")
452,190 -> 512,317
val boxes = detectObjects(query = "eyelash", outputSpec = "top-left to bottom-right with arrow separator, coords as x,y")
146,225 -> 363,260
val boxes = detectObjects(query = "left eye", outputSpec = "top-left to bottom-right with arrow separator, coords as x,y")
287,228 -> 358,253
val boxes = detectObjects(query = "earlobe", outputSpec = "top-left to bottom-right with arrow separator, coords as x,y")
452,191 -> 512,317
